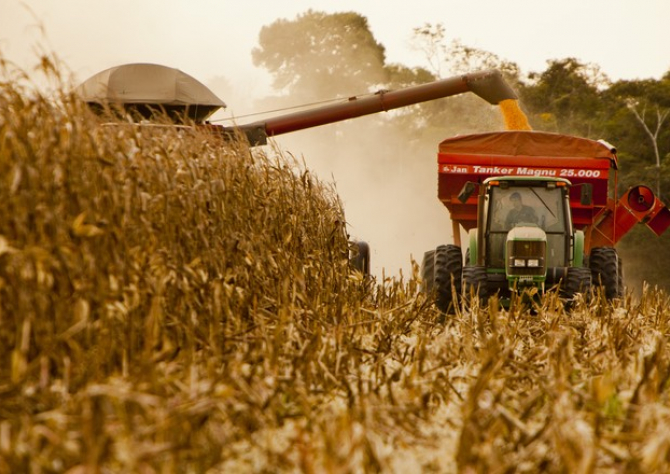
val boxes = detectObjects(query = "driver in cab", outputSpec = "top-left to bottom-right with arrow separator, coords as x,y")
505,192 -> 538,228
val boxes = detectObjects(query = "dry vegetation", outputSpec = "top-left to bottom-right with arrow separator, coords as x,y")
2,59 -> 670,474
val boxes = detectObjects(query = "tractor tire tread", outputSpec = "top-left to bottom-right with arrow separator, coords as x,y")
433,245 -> 463,314
589,247 -> 624,300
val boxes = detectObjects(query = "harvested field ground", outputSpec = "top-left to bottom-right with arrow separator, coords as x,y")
2,60 -> 670,473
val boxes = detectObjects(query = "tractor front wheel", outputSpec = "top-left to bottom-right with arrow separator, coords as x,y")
462,265 -> 489,308
561,266 -> 592,302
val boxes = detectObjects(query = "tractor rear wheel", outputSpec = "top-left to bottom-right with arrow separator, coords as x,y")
421,245 -> 462,315
561,266 -> 592,302
589,247 -> 624,300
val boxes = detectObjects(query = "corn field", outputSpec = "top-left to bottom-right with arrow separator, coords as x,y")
1,58 -> 670,473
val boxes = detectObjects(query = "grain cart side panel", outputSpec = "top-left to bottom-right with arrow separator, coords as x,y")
437,131 -> 615,232
438,153 -> 612,228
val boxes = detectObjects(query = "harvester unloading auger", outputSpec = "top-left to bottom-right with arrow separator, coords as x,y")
78,63 -> 670,311
222,69 -> 519,145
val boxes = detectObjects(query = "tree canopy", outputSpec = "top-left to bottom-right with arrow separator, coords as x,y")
252,10 -> 387,101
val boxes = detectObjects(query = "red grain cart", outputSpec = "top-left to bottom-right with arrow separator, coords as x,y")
421,130 -> 670,311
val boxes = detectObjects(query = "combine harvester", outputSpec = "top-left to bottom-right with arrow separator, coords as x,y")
78,64 -> 670,311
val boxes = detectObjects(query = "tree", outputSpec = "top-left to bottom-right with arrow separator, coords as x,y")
252,10 -> 387,102
411,23 -> 521,81
519,58 -> 607,135
626,101 -> 669,196
384,63 -> 436,88
604,77 -> 670,198
405,24 -> 523,139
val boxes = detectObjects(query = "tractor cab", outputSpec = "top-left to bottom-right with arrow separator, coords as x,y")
476,177 -> 577,293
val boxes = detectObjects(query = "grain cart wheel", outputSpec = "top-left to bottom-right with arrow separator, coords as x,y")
589,247 -> 624,300
462,265 -> 489,308
560,266 -> 592,302
421,245 -> 462,314
349,241 -> 370,276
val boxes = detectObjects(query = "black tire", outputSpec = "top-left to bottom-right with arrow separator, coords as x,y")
421,245 -> 462,314
434,245 -> 463,313
462,265 -> 489,306
420,249 -> 436,293
349,241 -> 370,276
560,266 -> 592,300
589,247 -> 623,300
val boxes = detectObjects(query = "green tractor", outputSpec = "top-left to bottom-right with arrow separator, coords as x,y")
460,176 -> 591,306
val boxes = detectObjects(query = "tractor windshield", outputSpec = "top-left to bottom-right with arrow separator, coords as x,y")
490,187 -> 565,232
487,185 -> 567,268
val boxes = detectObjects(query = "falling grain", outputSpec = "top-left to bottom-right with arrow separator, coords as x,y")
499,98 -> 532,131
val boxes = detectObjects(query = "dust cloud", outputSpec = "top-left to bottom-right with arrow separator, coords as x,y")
274,119 -> 448,280
264,99 -> 503,280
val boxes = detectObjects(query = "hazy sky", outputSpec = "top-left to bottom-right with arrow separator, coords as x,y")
2,0 -> 669,107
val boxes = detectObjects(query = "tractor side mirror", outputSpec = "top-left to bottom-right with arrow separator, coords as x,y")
580,184 -> 593,206
457,182 -> 477,203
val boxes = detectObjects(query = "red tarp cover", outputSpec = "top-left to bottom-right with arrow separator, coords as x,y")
439,130 -> 617,164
